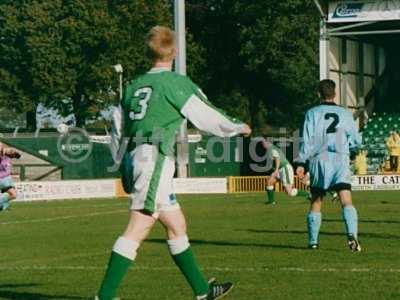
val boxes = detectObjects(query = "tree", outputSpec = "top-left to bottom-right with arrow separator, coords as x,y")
0,0 -> 180,128
237,1 -> 320,130
186,1 -> 251,124
186,0 -> 320,133
1,0 -> 319,132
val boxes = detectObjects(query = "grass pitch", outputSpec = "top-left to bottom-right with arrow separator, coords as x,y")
0,192 -> 399,300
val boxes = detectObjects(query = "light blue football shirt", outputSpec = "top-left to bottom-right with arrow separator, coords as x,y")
299,102 -> 362,163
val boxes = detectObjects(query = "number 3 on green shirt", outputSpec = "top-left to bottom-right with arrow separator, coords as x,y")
129,87 -> 153,121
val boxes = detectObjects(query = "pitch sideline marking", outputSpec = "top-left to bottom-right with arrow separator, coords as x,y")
0,265 -> 399,273
0,209 -> 126,225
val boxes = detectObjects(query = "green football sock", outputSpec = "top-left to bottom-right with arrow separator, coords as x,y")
266,188 -> 275,203
98,252 -> 133,300
171,247 -> 209,296
98,237 -> 138,300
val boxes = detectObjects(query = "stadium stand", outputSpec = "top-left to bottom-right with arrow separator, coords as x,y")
361,112 -> 400,174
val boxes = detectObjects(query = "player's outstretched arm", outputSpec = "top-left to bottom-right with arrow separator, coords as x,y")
166,76 -> 251,137
180,93 -> 251,138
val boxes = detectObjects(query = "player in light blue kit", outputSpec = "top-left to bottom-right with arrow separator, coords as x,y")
296,80 -> 362,252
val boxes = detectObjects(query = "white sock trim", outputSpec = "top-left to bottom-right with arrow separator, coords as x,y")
167,235 -> 190,255
343,204 -> 355,209
267,186 -> 274,191
112,236 -> 140,260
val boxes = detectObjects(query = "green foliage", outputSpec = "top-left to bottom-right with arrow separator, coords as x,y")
237,1 -> 320,130
187,0 -> 320,133
0,0 -> 173,127
0,0 -> 320,132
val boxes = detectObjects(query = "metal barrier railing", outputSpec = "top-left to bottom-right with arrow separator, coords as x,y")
13,164 -> 63,181
227,176 -> 308,193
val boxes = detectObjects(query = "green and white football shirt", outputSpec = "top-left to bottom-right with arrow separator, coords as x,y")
267,145 -> 293,186
267,145 -> 289,168
113,67 -> 244,156
110,67 -> 245,213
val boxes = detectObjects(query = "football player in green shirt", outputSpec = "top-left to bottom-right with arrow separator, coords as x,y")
262,140 -> 308,205
96,26 -> 251,300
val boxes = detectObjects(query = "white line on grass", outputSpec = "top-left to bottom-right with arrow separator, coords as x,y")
40,203 -> 126,209
0,265 -> 399,273
0,209 -> 126,225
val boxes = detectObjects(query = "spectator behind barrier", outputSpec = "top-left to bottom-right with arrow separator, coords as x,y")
394,132 -> 400,172
354,150 -> 368,175
386,131 -> 400,172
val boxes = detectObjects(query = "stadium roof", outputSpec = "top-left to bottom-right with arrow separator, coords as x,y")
314,0 -> 400,37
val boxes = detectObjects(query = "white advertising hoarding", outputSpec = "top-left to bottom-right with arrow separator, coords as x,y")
11,175 -> 399,202
15,179 -> 116,202
13,178 -> 228,202
352,175 -> 400,190
328,1 -> 400,23
173,178 -> 227,194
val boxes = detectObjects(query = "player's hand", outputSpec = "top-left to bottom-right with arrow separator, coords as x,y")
296,166 -> 305,179
271,170 -> 279,178
240,124 -> 252,137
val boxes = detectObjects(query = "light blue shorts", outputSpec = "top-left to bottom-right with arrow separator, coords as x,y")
309,152 -> 351,191
0,176 -> 14,192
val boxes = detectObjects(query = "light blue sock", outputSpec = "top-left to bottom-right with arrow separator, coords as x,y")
342,205 -> 358,238
307,211 -> 321,245
0,193 -> 9,205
